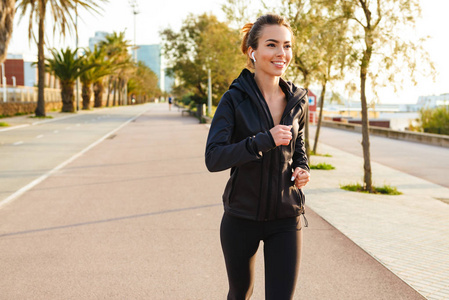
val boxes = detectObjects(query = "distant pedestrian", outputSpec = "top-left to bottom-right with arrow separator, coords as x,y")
168,96 -> 173,111
205,14 -> 310,300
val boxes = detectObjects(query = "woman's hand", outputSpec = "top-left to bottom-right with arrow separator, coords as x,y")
291,167 -> 310,189
270,125 -> 292,146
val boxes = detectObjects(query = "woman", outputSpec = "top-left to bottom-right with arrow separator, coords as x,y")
205,14 -> 310,300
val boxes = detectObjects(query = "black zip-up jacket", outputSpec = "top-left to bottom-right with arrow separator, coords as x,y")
205,69 -> 309,221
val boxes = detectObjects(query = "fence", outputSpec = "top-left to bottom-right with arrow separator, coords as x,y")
0,86 -> 61,103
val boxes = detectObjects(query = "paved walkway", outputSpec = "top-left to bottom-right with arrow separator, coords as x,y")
0,103 -> 443,299
307,143 -> 449,300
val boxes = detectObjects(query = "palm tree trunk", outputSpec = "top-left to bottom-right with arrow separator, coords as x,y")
112,78 -> 117,106
61,82 -> 75,112
118,78 -> 122,105
313,80 -> 327,154
93,81 -> 104,107
81,82 -> 91,110
106,76 -> 112,107
35,0 -> 46,117
360,48 -> 373,193
0,0 -> 15,64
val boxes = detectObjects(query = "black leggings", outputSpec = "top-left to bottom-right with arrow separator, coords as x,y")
220,213 -> 303,300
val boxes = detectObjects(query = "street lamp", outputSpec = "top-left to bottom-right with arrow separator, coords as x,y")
129,0 -> 140,63
75,3 -> 80,111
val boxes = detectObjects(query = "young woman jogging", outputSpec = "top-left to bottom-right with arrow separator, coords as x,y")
205,14 -> 311,300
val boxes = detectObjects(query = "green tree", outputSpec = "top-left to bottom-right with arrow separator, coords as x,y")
312,3 -> 353,154
80,45 -> 112,109
420,106 -> 449,135
339,0 -> 432,192
161,13 -> 244,106
127,61 -> 160,103
45,47 -> 93,112
15,0 -> 106,116
0,0 -> 15,63
98,31 -> 133,106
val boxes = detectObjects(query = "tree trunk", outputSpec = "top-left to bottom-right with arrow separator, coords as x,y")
313,80 -> 327,154
81,83 -> 91,110
0,0 -> 15,64
112,78 -> 117,106
360,48 -> 373,193
35,0 -> 46,117
61,82 -> 75,112
118,78 -> 122,106
106,76 -> 112,107
93,81 -> 104,107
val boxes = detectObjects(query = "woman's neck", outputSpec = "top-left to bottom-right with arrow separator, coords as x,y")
254,72 -> 281,102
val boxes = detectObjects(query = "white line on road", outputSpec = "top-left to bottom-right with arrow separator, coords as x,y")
0,124 -> 30,132
54,130 -> 59,134
0,108 -> 150,209
36,134 -> 44,139
13,141 -> 24,146
65,126 -> 72,130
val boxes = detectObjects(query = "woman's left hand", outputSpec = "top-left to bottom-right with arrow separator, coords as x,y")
291,167 -> 310,189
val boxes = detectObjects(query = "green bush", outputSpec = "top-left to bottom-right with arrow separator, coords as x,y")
420,106 -> 449,135
0,122 -> 9,127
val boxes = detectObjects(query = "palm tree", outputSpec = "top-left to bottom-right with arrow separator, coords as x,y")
79,46 -> 111,109
98,32 -> 133,106
46,47 -> 93,112
15,0 -> 106,116
0,0 -> 15,63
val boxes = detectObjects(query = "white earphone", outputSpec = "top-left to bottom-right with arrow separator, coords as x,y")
251,52 -> 256,62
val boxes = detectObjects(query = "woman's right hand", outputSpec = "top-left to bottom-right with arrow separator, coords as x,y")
270,125 -> 293,146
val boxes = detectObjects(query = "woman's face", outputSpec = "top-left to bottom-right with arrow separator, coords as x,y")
252,25 -> 292,77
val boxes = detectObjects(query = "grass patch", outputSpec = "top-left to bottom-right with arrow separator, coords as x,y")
341,183 -> 402,195
0,122 -> 9,127
310,162 -> 335,170
311,150 -> 332,157
29,115 -> 53,119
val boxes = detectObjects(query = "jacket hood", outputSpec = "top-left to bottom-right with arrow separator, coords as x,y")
229,69 -> 308,124
230,69 -> 307,106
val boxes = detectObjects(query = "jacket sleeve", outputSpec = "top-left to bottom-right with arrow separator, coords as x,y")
205,92 -> 276,172
292,105 -> 310,172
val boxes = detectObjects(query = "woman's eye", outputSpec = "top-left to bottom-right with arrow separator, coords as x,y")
285,44 -> 292,49
267,43 -> 276,47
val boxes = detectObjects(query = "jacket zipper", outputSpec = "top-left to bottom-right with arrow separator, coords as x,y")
274,94 -> 307,218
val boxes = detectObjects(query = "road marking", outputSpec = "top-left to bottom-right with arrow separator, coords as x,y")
54,130 -> 59,134
65,126 -> 72,130
76,124 -> 81,127
0,124 -> 30,132
13,141 -> 24,146
0,108 -> 150,209
36,134 -> 44,139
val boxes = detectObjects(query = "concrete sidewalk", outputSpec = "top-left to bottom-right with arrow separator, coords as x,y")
0,103 -> 433,299
306,143 -> 449,300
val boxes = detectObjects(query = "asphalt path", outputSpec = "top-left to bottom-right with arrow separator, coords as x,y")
0,103 -> 424,299
0,104 -> 152,207
309,125 -> 449,188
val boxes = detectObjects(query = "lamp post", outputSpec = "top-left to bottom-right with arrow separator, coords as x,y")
129,0 -> 140,63
207,68 -> 212,116
75,3 -> 80,111
1,63 -> 6,102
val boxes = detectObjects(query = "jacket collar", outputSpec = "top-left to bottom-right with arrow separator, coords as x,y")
230,69 -> 307,125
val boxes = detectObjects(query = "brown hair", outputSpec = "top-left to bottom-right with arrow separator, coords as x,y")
241,14 -> 293,68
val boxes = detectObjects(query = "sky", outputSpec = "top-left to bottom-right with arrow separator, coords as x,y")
7,0 -> 449,104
